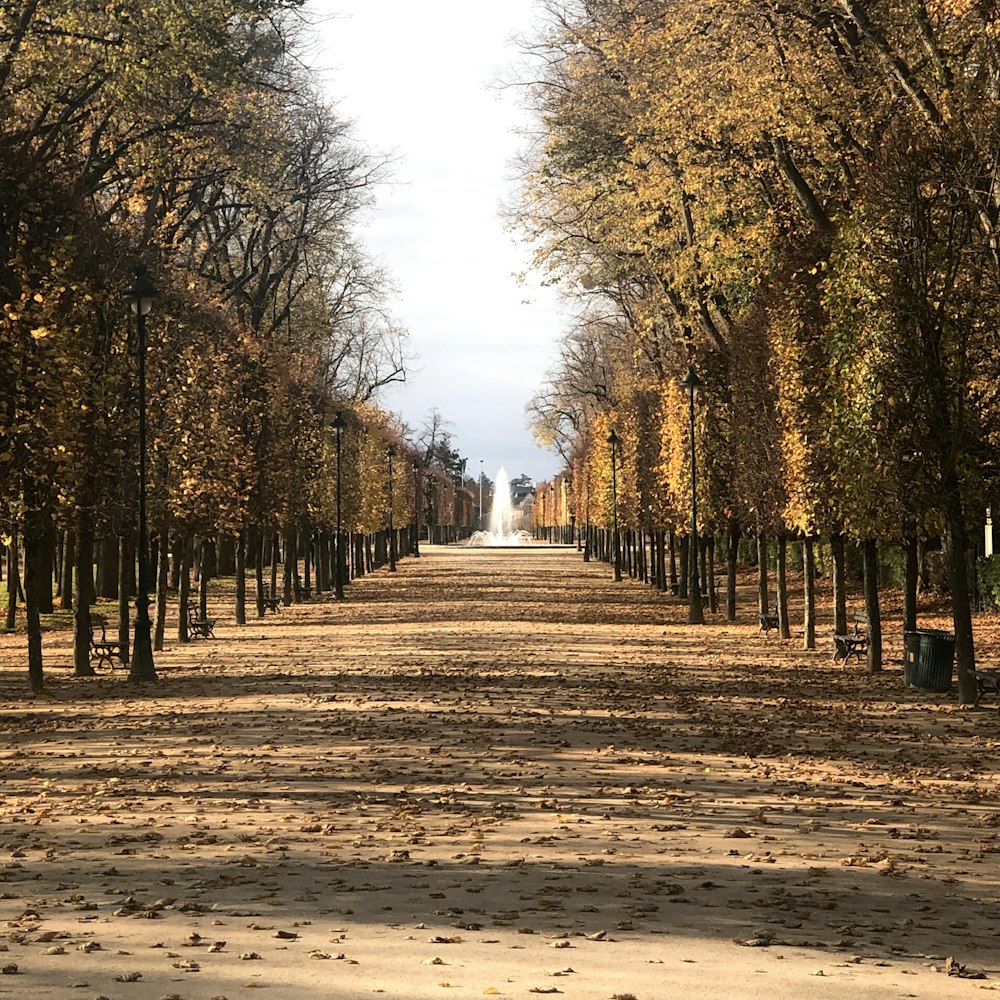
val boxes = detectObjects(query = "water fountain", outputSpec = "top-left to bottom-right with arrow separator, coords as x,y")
467,466 -> 533,546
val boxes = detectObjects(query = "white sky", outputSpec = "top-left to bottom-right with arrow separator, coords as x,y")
308,1 -> 566,486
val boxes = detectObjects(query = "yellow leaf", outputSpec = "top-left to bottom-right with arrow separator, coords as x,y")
30,326 -> 49,340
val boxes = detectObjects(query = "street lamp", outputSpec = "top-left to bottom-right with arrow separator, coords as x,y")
333,411 -> 347,599
680,366 -> 705,624
583,466 -> 590,562
412,462 -> 421,558
608,428 -> 622,582
386,444 -> 397,572
126,265 -> 158,683
479,459 -> 484,531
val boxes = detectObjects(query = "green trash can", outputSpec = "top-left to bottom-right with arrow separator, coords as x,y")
903,629 -> 955,692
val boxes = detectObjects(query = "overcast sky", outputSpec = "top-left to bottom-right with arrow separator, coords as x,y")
309,1 -> 566,485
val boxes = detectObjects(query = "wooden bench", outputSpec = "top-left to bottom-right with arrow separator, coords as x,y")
186,604 -> 216,639
971,669 -> 1000,707
758,611 -> 779,635
89,614 -> 125,670
261,583 -> 280,614
833,612 -> 869,663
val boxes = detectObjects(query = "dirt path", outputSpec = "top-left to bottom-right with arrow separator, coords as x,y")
0,545 -> 997,999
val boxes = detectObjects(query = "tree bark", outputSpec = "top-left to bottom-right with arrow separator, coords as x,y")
5,537 -> 19,631
282,530 -> 294,606
177,535 -> 192,644
22,513 -> 45,692
831,531 -> 847,636
60,529 -> 74,610
678,535 -> 689,598
757,532 -> 769,614
199,537 -> 210,618
944,492 -> 976,702
803,535 -> 816,650
902,533 -> 919,635
726,519 -> 739,622
777,534 -> 791,638
153,529 -> 169,652
668,529 -> 678,594
255,529 -> 265,618
863,538 -> 883,673
117,536 -> 130,666
96,535 -> 118,600
235,531 -> 246,625
73,508 -> 96,676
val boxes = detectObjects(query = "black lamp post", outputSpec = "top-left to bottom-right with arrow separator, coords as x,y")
680,366 -> 705,624
386,444 -> 397,572
412,462 -> 421,558
333,411 -> 347,599
126,265 -> 158,683
478,459 -> 484,530
608,428 -> 622,582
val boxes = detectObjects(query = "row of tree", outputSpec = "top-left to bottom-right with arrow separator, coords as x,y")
517,0 -> 1000,702
0,4 -> 492,690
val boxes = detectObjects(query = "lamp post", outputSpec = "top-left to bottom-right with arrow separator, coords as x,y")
608,429 -> 622,582
386,444 -> 397,572
583,467 -> 591,562
333,411 -> 347,599
478,459 -> 484,530
680,366 -> 705,624
126,265 -> 158,683
412,462 -> 421,558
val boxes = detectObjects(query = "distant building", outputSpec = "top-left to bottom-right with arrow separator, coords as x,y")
509,474 -> 535,504
509,475 -> 536,529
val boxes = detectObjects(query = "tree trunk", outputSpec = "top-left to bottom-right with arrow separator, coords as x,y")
678,535 -> 689,599
863,538 -> 883,673
777,534 -> 791,638
944,492 -> 976,702
117,536 -> 130,666
302,529 -> 311,596
96,535 -> 118,600
255,530 -> 265,618
153,529 -> 169,652
757,532 -> 769,614
726,519 -> 739,622
5,537 -> 19,631
668,529 -> 677,594
60,529 -> 74,610
831,531 -> 847,637
803,535 -> 816,650
177,535 -> 192,643
22,512 -> 45,692
217,535 -> 236,576
73,508 -> 96,676
35,511 -> 55,615
903,533 -> 918,635
199,537 -> 210,618
707,536 -> 718,614
282,530 -> 294,606
235,531 -> 247,625
269,534 -> 279,594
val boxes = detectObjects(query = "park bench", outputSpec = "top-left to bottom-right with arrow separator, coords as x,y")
700,577 -> 719,603
299,585 -> 311,601
89,614 -> 125,670
758,611 -> 779,634
833,612 -> 869,663
186,603 -> 216,639
970,669 -> 1000,707
261,583 -> 280,613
